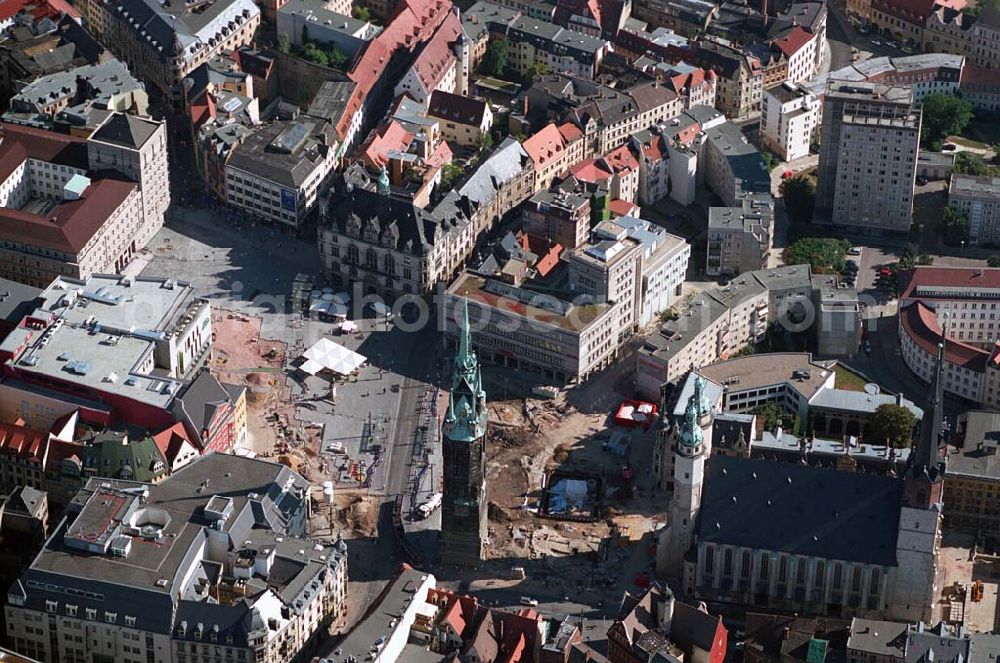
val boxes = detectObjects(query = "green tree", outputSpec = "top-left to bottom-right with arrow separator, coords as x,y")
482,37 -> 509,76
941,207 -> 970,246
917,254 -> 935,265
439,163 -> 464,192
784,237 -> 850,274
301,42 -> 328,66
327,46 -> 347,68
867,403 -> 917,448
954,151 -> 1000,177
989,256 -> 1000,268
476,131 -> 493,153
524,61 -> 548,85
352,4 -> 371,21
755,401 -> 782,430
761,151 -> 779,172
276,33 -> 290,53
920,93 -> 973,150
779,174 -> 816,224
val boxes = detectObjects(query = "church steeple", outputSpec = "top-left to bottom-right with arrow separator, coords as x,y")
443,299 -> 487,443
906,319 -> 947,508
440,298 -> 489,566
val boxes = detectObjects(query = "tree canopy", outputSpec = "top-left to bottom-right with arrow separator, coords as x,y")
867,403 -> 917,448
954,151 -> 1000,177
783,237 -> 850,274
920,93 -> 973,150
779,174 -> 816,225
482,37 -> 510,76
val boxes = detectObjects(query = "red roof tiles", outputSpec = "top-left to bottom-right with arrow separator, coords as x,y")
523,123 -> 568,168
960,64 -> 1000,87
412,11 -> 461,92
772,26 -> 814,58
0,122 -> 88,182
898,266 -> 1000,301
0,420 -> 47,464
900,301 -> 989,371
604,144 -> 639,173
0,178 -> 138,253
337,0 -> 453,140
363,120 -> 415,168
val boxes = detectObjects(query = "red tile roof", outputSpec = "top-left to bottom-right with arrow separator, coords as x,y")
363,120 -> 415,168
0,0 -> 79,21
0,122 -> 88,182
900,301 -> 989,371
0,420 -> 47,464
412,10 -> 461,91
872,0 -> 962,24
609,198 -> 638,217
523,123 -> 568,168
960,64 -> 1000,87
152,422 -> 196,466
427,588 -> 478,639
336,0 -> 453,140
898,266 -> 1000,301
425,140 -> 453,168
604,144 -> 639,173
667,67 -> 709,95
772,26 -> 814,58
518,232 -> 563,277
639,134 -> 666,161
569,157 -> 611,183
557,122 -> 583,143
0,178 -> 138,253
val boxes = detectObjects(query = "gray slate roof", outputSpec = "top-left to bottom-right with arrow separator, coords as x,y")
809,388 -> 923,420
90,112 -> 159,149
697,455 -> 903,565
458,137 -> 529,205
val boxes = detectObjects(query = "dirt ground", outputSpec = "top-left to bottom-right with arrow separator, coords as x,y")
482,375 -> 662,565
308,490 -> 380,540
935,531 -> 1000,632
210,311 -> 337,485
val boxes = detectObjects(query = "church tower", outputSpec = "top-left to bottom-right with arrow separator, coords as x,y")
440,299 -> 489,566
661,385 -> 712,581
889,336 -> 946,622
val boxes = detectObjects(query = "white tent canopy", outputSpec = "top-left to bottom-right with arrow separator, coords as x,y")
300,338 -> 366,376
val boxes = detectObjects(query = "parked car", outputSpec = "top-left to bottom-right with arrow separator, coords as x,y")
848,246 -> 863,256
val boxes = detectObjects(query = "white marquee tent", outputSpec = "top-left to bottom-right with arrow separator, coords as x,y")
299,338 -> 366,376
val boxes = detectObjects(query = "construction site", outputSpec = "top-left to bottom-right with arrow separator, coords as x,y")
459,360 -> 664,605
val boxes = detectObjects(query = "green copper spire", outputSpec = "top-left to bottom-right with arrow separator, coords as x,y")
678,396 -> 703,448
444,299 -> 487,443
377,164 -> 390,196
457,297 -> 474,372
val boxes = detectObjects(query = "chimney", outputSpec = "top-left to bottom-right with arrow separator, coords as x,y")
782,626 -> 790,641
523,95 -> 529,116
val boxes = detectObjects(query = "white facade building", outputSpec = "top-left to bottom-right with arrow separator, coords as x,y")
761,83 -> 819,162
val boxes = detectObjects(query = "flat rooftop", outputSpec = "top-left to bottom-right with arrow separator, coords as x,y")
697,352 -> 833,401
950,174 -> 1000,197
450,271 -> 612,333
11,274 -> 205,408
949,410 -> 1000,481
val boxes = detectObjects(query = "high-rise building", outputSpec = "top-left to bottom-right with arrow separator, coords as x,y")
440,299 -> 489,566
814,83 -> 921,234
